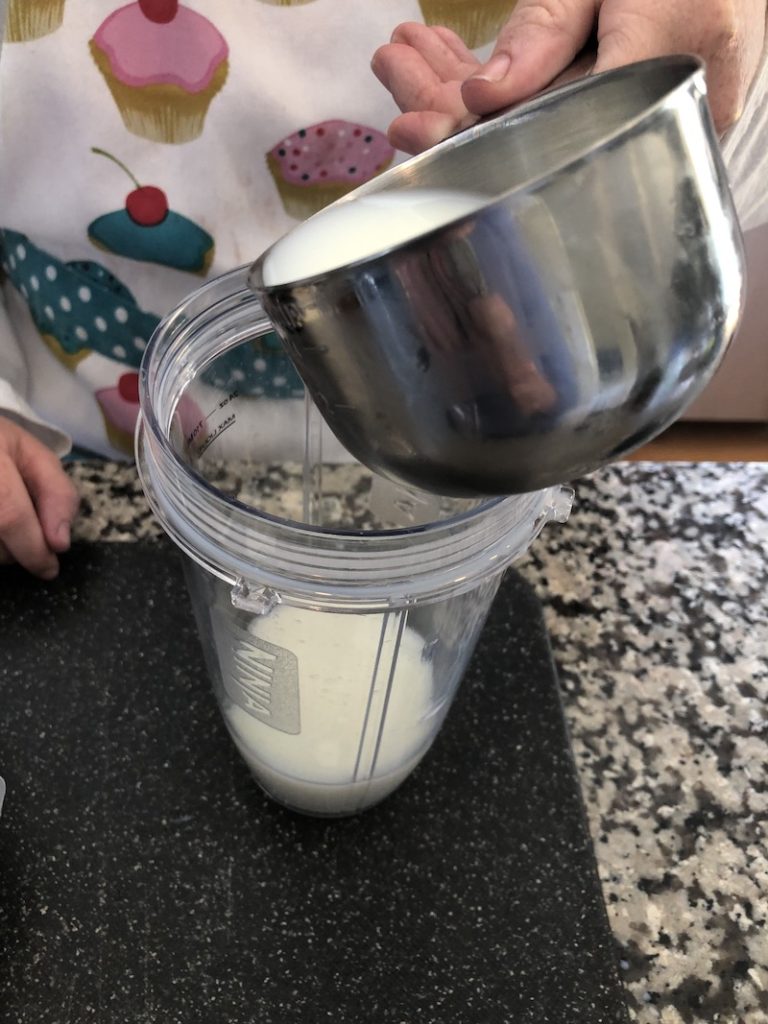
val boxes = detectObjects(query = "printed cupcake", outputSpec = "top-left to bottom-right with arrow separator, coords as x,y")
0,227 -> 159,372
266,120 -> 394,220
94,372 -> 143,453
200,330 -> 304,400
88,148 -> 214,274
89,0 -> 229,145
94,370 -> 201,455
5,0 -> 65,42
418,0 -> 517,50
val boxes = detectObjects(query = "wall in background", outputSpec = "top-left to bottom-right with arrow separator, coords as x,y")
685,224 -> 768,421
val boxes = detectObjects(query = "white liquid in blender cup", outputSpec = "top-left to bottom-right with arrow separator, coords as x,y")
225,604 -> 436,816
261,188 -> 486,285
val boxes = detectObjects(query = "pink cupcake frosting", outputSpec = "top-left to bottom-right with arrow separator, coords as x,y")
96,379 -> 141,437
97,373 -> 202,437
91,2 -> 228,93
268,120 -> 394,188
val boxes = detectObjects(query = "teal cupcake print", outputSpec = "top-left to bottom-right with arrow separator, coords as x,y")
0,228 -> 301,401
0,228 -> 159,370
87,148 -> 214,275
200,331 -> 305,401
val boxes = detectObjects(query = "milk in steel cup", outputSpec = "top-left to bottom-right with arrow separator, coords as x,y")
261,188 -> 486,285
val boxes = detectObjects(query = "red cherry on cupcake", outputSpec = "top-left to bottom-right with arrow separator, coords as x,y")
126,186 -> 168,226
91,147 -> 169,226
138,0 -> 178,23
118,373 -> 140,404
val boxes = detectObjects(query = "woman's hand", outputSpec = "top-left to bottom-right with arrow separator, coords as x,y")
373,0 -> 768,153
0,416 -> 79,579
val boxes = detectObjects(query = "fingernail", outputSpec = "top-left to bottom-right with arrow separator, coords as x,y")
41,564 -> 59,581
57,520 -> 71,549
470,53 -> 511,83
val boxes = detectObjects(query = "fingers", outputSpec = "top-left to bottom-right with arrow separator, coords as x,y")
389,21 -> 479,82
372,22 -> 480,151
15,429 -> 79,554
387,109 -> 476,153
0,419 -> 79,579
373,42 -> 469,118
461,0 -> 597,114
373,11 -> 591,152
378,0 -> 766,153
0,450 -> 60,579
430,24 -> 481,64
373,27 -> 476,129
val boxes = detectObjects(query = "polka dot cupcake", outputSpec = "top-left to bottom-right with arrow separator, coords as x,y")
199,330 -> 304,400
0,228 -> 159,372
0,228 -> 303,409
266,119 -> 394,220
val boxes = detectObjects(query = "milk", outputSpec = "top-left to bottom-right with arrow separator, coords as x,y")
224,604 -> 437,815
261,188 -> 486,285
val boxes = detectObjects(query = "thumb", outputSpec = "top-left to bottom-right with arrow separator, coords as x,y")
461,0 -> 597,115
16,428 -> 79,553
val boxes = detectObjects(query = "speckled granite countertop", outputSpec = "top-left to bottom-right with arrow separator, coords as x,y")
67,459 -> 768,1024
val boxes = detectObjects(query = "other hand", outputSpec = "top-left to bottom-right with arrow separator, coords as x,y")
0,416 -> 79,579
373,0 -> 767,153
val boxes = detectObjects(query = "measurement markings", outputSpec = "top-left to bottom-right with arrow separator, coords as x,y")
197,413 -> 236,456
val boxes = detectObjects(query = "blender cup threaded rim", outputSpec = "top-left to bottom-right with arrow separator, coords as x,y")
137,266 -> 569,607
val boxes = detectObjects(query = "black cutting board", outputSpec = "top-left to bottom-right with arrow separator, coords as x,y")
0,540 -> 627,1024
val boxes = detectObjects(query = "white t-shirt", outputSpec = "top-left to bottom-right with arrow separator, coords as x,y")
0,0 -> 766,459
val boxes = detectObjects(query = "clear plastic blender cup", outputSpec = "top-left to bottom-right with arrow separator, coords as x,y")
136,267 -> 571,817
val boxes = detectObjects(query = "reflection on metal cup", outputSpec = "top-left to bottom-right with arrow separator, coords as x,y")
250,57 -> 745,496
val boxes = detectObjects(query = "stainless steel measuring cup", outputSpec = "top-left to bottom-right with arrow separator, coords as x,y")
249,56 -> 745,496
